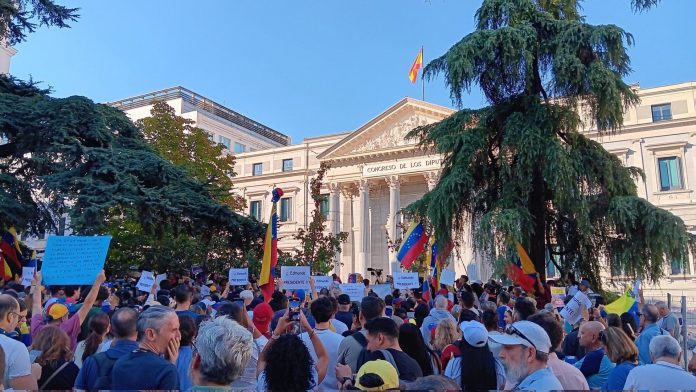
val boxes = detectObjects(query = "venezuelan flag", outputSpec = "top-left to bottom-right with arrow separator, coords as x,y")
397,222 -> 429,269
259,188 -> 283,302
428,238 -> 440,290
604,288 -> 636,315
408,48 -> 423,84
515,241 -> 537,274
421,277 -> 431,302
0,228 -> 23,281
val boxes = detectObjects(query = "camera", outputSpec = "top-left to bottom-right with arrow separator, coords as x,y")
367,268 -> 383,277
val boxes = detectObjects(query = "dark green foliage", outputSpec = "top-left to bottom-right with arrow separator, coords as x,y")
408,0 -> 687,287
0,0 -> 79,45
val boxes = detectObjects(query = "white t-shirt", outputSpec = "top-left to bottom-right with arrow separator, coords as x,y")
623,361 -> 696,390
0,335 -> 32,388
330,319 -> 348,335
300,330 -> 345,391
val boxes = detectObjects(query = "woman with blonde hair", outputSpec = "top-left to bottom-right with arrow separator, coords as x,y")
432,318 -> 461,370
601,326 -> 639,390
31,326 -> 80,390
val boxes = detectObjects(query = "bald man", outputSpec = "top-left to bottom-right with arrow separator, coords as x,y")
573,321 -> 614,389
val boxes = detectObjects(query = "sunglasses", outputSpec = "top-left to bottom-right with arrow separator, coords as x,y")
505,324 -> 537,350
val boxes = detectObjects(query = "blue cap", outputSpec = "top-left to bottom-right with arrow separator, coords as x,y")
295,289 -> 306,301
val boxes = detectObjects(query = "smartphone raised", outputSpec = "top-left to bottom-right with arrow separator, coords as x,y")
289,299 -> 301,321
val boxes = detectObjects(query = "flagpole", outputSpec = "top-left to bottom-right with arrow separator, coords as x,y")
421,46 -> 425,101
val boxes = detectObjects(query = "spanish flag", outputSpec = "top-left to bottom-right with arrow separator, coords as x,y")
259,188 -> 283,302
397,222 -> 429,269
408,48 -> 423,84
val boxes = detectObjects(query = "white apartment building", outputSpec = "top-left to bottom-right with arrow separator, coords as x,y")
0,41 -> 16,75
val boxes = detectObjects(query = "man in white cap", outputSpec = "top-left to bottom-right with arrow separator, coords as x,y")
489,320 -> 562,390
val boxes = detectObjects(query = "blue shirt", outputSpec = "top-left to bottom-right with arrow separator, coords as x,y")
176,345 -> 194,392
74,339 -> 139,389
574,348 -> 615,389
513,367 -> 563,391
112,349 -> 179,391
635,324 -> 667,364
604,361 -> 637,391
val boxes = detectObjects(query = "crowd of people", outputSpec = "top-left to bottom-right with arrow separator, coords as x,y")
0,268 -> 694,391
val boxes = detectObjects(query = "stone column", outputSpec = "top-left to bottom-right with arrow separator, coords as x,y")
340,184 -> 357,277
329,183 -> 341,274
425,171 -> 440,191
357,178 -> 371,276
387,176 -> 401,264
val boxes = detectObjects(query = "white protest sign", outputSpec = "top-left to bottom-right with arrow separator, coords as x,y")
313,276 -> 332,290
371,283 -> 392,299
281,266 -> 311,290
340,283 -> 365,302
229,268 -> 249,286
136,271 -> 155,293
559,291 -> 592,325
440,270 -> 455,286
393,272 -> 420,289
21,267 -> 34,287
155,274 -> 167,287
200,285 -> 211,297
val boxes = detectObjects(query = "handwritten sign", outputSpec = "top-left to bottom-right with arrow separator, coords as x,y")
21,267 -> 34,287
371,283 -> 392,299
228,268 -> 249,286
136,271 -> 155,293
313,276 -> 332,290
560,291 -> 592,325
440,270 -> 455,286
551,286 -> 566,308
393,272 -> 420,289
340,283 -> 365,302
281,266 -> 310,290
42,235 -> 111,285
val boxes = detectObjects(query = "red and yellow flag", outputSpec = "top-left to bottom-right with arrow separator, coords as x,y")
408,48 -> 423,84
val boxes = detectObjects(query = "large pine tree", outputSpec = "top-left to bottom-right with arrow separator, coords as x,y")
408,0 -> 689,287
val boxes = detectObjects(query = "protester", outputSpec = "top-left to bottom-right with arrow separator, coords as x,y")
356,316 -> 423,382
573,320 -> 614,388
190,316 -> 253,389
399,323 -> 439,376
0,294 -> 37,390
635,303 -> 668,364
420,296 -> 456,348
73,286 -> 110,341
513,297 -> 536,321
336,359 -> 399,390
176,314 -> 197,392
337,296 -> 385,372
431,318 -> 460,360
620,312 -> 638,340
221,301 -> 269,390
443,320 -> 504,390
481,308 -> 503,358
73,312 -> 110,368
414,303 -> 429,328
563,319 -> 586,359
328,296 -> 350,334
490,320 -> 563,390
75,307 -> 139,390
252,302 -> 274,338
459,290 -> 480,319
335,295 -> 354,332
258,310 -> 328,392
303,296 -> 345,391
406,374 -> 461,391
30,270 -> 107,350
527,312 -> 589,390
111,306 -> 181,390
601,326 -> 639,390
623,335 -> 696,390
32,326 -> 80,390
173,284 -> 199,320
655,300 -> 680,339
496,291 -> 511,329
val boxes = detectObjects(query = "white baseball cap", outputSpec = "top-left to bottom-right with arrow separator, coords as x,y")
488,320 -> 553,354
459,320 -> 489,348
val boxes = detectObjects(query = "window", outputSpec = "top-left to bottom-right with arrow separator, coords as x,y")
319,195 -> 330,218
252,163 -> 263,176
250,201 -> 262,221
657,157 -> 683,191
651,104 -> 672,122
207,132 -> 214,142
670,257 -> 690,275
280,197 -> 292,222
282,159 -> 293,172
218,135 -> 231,150
234,142 -> 246,154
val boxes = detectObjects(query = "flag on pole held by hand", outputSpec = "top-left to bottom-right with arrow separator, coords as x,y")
397,222 -> 429,269
408,47 -> 423,84
427,237 -> 440,290
259,188 -> 283,302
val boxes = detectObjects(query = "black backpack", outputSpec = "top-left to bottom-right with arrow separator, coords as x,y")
90,352 -> 118,391
352,332 -> 370,371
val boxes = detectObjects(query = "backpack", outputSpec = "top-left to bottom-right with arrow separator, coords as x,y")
352,332 -> 370,371
91,352 -> 118,390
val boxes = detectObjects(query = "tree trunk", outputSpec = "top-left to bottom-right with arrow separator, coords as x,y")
529,167 -> 547,281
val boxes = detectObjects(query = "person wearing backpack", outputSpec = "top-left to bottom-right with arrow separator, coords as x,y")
362,317 -> 423,382
336,296 -> 385,373
74,307 -> 138,391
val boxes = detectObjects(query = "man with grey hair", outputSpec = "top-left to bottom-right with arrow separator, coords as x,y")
635,303 -> 668,364
655,300 -> 680,339
112,306 -> 181,390
420,295 -> 456,348
623,335 -> 696,390
190,317 -> 253,388
0,294 -> 37,390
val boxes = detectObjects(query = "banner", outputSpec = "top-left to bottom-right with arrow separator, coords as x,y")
21,267 -> 34,287
229,268 -> 249,286
135,270 -> 155,293
370,283 -> 392,298
393,272 -> 420,289
559,291 -> 592,325
42,235 -> 111,285
281,266 -> 310,290
340,283 -> 365,302
440,270 -> 455,286
313,275 -> 332,290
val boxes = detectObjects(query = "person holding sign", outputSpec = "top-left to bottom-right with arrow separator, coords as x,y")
30,270 -> 106,351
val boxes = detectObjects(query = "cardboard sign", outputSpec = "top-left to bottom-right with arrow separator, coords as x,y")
370,283 -> 392,299
281,266 -> 311,290
551,286 -> 566,308
313,276 -> 333,290
440,270 -> 455,286
393,272 -> 420,289
42,235 -> 111,285
136,271 -> 155,293
228,268 -> 249,286
340,283 -> 365,302
200,285 -> 211,297
560,291 -> 592,325
21,267 -> 34,287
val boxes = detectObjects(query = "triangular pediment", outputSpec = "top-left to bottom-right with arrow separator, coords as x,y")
317,98 -> 456,161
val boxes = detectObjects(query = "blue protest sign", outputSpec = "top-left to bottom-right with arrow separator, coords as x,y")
42,235 -> 111,285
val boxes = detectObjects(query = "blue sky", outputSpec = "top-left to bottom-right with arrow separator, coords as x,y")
10,0 -> 696,143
